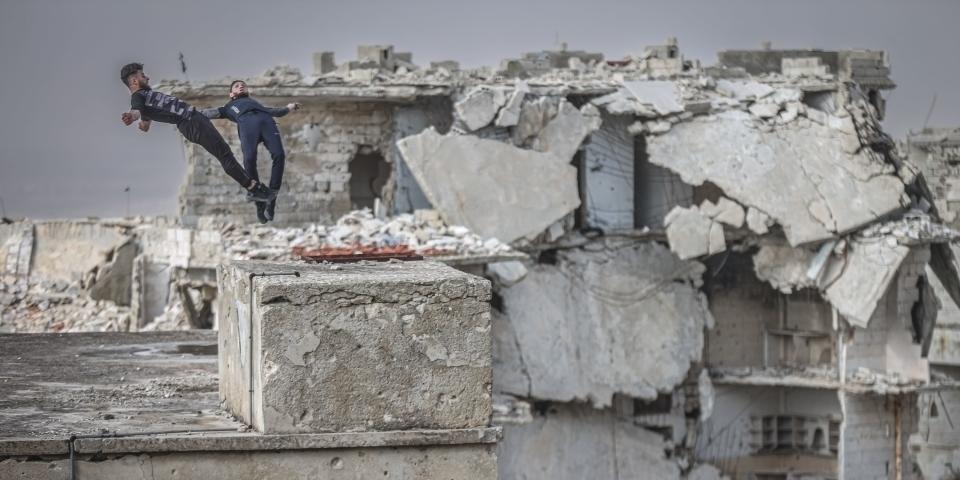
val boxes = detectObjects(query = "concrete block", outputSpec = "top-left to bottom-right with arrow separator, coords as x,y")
218,260 -> 493,433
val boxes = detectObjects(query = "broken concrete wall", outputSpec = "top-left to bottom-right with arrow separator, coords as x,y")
581,114 -> 635,230
841,392 -> 918,480
907,128 -> 960,227
647,110 -> 908,246
497,402 -> 680,480
913,389 -> 960,480
218,260 -> 492,433
390,98 -> 452,214
695,385 -> 840,478
86,239 -> 136,306
30,222 -> 132,287
494,240 -> 710,406
704,253 -> 778,368
929,259 -> 960,366
0,222 -> 33,280
705,253 -> 835,370
178,98 -> 393,227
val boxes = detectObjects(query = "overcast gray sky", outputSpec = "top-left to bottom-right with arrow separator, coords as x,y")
1,0 -> 958,219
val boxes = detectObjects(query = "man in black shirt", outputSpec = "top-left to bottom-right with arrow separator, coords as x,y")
119,62 -> 275,203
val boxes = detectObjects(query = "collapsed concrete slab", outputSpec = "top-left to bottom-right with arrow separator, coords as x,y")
752,238 -> 911,327
821,239 -> 910,328
622,80 -> 684,116
396,128 -> 580,243
495,241 -> 711,406
218,260 -> 492,433
647,110 -> 909,246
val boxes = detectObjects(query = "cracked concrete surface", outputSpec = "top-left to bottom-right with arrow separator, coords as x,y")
396,127 -> 580,243
218,260 -> 492,433
494,240 -> 711,406
647,110 -> 909,246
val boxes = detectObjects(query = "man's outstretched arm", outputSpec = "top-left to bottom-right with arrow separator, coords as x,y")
265,103 -> 301,117
201,107 -> 228,119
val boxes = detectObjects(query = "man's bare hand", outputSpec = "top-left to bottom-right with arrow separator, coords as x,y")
138,120 -> 151,132
121,111 -> 136,126
287,102 -> 302,111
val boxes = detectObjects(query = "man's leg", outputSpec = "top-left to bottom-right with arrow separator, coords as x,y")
261,119 -> 286,191
177,115 -> 274,202
260,119 -> 286,221
239,121 -> 260,184
178,115 -> 250,187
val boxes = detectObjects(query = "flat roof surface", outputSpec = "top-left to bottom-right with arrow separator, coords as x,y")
0,331 -> 240,439
0,332 -> 500,456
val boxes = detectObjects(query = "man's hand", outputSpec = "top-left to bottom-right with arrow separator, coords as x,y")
286,102 -> 302,111
121,111 -> 140,126
138,120 -> 151,132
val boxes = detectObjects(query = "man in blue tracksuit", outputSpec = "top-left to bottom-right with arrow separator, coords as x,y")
202,80 -> 300,223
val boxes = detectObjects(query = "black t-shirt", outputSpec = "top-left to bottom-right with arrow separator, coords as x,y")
130,88 -> 195,124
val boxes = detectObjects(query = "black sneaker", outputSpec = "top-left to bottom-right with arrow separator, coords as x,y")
255,202 -> 268,224
246,182 -> 276,203
264,197 -> 277,222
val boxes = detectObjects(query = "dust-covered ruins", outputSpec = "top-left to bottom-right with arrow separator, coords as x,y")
4,39 -> 960,479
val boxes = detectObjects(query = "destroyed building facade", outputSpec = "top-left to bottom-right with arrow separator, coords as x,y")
5,40 -> 960,479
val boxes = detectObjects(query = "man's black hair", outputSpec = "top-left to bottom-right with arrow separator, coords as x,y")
120,62 -> 143,87
230,79 -> 245,89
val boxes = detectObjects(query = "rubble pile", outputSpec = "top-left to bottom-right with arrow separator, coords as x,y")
220,208 -> 512,261
0,278 -> 131,333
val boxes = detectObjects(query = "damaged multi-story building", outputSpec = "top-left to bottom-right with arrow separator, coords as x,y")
4,40 -> 960,479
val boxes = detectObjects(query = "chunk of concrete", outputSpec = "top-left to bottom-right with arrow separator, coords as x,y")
700,197 -> 745,228
647,110 -> 908,246
745,207 -> 773,234
532,100 -> 602,163
622,80 -> 684,116
748,102 -> 781,119
590,89 -> 657,117
822,239 -> 910,327
494,82 -> 528,127
753,242 -> 819,294
486,261 -> 528,287
512,96 -> 559,145
714,79 -> 774,101
495,241 -> 711,406
454,87 -> 507,131
397,128 -> 580,243
217,260 -> 492,433
664,206 -> 726,260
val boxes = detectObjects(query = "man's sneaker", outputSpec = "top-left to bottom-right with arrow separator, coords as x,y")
255,202 -> 268,224
246,182 -> 276,203
264,197 -> 277,222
